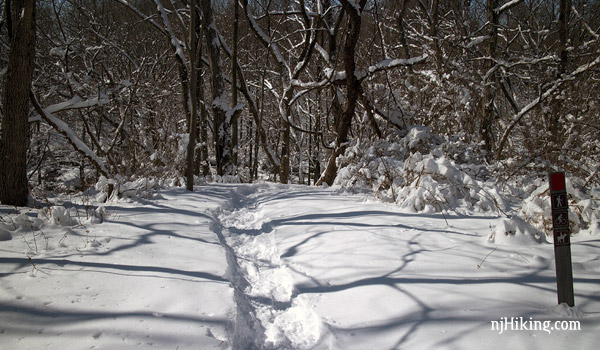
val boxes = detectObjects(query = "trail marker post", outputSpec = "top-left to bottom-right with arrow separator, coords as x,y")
548,172 -> 575,307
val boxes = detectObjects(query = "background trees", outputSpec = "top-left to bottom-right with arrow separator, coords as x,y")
0,0 -> 598,199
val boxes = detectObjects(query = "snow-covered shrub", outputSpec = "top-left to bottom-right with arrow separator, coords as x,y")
519,178 -> 600,237
335,126 -> 507,214
94,175 -> 173,202
208,174 -> 241,183
48,206 -> 74,226
116,177 -> 164,199
13,213 -> 45,231
94,176 -> 118,202
487,217 -> 541,245
395,154 -> 508,213
334,126 -> 600,237
0,212 -> 45,242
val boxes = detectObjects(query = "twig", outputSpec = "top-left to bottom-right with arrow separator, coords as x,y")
477,247 -> 497,269
27,256 -> 37,274
31,227 -> 38,253
59,230 -> 69,245
440,210 -> 449,227
39,228 -> 49,250
22,233 -> 34,252
513,250 -> 529,263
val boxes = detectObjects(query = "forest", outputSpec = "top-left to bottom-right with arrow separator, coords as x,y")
2,2 -> 600,348
0,0 -> 599,205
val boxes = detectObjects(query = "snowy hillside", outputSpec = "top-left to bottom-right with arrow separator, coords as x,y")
1,183 -> 599,349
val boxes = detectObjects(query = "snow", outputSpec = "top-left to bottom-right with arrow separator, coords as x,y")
245,8 -> 292,79
467,35 -> 488,49
314,42 -> 330,62
323,55 -> 428,83
1,188 -> 234,349
334,127 -> 512,215
212,93 -> 230,113
38,105 -> 109,175
1,183 -> 599,349
495,0 -> 523,14
44,95 -> 109,114
49,47 -> 66,60
361,55 -> 429,79
154,0 -> 187,67
227,103 -> 245,120
518,177 -> 600,237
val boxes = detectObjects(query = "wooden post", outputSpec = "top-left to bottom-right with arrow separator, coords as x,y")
549,172 -> 575,307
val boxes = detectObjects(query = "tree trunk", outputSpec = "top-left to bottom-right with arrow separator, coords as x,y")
480,0 -> 499,158
199,100 -> 211,176
231,0 -> 239,167
313,93 -> 321,185
280,120 -> 290,184
317,0 -> 366,186
186,0 -> 199,191
201,0 -> 233,176
0,0 -> 36,206
548,0 -> 571,163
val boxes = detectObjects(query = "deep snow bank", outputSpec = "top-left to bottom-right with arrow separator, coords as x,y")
333,126 -> 600,244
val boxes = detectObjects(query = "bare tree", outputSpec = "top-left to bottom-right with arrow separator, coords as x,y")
186,0 -> 200,190
317,0 -> 367,186
0,0 -> 36,206
242,0 -> 318,183
6,0 -> 597,193
202,0 -> 236,176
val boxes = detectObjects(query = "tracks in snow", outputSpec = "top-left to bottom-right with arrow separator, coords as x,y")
211,184 -> 324,350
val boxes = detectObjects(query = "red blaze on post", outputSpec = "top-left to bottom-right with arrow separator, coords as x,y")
551,172 -> 566,192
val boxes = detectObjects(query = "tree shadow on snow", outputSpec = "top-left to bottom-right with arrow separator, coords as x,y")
0,257 -> 227,283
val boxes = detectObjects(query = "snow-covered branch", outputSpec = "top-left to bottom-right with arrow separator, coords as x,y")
30,92 -> 109,176
357,55 -> 429,80
483,56 -> 555,81
494,0 -> 524,15
243,4 -> 292,81
496,53 -> 600,157
291,54 -> 428,89
43,95 -> 109,114
112,0 -> 166,35
572,5 -> 600,41
154,0 -> 187,67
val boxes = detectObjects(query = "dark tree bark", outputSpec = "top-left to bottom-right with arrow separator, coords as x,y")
201,0 -> 233,176
186,0 -> 200,191
280,120 -> 291,184
198,82 -> 211,177
231,0 -> 239,167
547,0 -> 571,163
0,0 -> 36,206
480,0 -> 499,158
317,0 -> 366,186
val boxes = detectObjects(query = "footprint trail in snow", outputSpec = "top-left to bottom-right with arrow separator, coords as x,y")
216,185 -> 324,350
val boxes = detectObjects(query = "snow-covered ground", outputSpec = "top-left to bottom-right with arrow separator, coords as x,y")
1,183 -> 599,349
0,188 -> 234,349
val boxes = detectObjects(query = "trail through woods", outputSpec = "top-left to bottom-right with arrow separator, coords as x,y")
1,184 -> 599,349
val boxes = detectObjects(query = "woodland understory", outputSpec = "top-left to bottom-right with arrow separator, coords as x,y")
0,1 -> 598,219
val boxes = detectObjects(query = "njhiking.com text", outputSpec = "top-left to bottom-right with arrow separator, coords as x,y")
490,317 -> 581,335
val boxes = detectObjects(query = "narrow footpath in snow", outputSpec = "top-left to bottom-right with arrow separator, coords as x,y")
213,183 -> 600,350
1,183 -> 599,350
